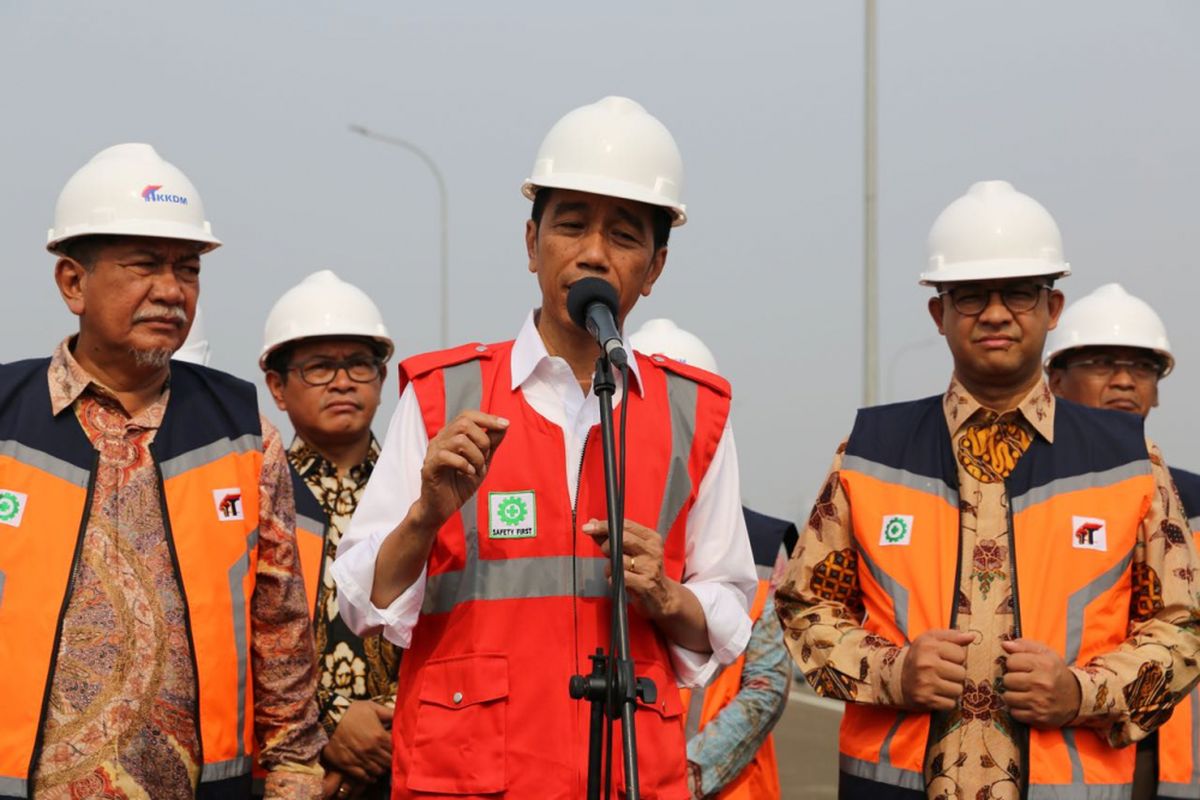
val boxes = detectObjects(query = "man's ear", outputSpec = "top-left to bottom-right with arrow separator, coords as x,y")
55,257 -> 88,316
1046,289 -> 1065,330
264,370 -> 289,412
525,220 -> 539,274
927,295 -> 947,336
640,247 -> 668,298
1047,368 -> 1065,396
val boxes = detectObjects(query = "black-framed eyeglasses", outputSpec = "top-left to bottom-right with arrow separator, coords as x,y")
287,356 -> 383,386
1065,355 -> 1163,381
938,283 -> 1049,316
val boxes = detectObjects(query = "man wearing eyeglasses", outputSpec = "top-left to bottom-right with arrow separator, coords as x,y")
776,181 -> 1200,799
261,270 -> 400,800
1045,282 -> 1200,800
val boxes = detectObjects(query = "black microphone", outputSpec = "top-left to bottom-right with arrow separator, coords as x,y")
566,278 -> 628,368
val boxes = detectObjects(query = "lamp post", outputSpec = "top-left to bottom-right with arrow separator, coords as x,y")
349,124 -> 450,347
863,0 -> 879,406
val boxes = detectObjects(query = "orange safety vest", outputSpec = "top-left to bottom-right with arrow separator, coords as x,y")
835,395 -> 1154,799
1156,466 -> 1200,800
390,341 -> 732,799
291,465 -> 328,617
0,358 -> 264,800
678,579 -> 781,800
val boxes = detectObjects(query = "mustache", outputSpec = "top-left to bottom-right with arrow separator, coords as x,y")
132,304 -> 189,324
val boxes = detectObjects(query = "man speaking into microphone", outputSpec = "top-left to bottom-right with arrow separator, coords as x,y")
332,96 -> 757,798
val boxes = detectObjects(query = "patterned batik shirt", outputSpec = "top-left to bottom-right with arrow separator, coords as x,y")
33,339 -> 325,800
287,437 -> 400,736
776,377 -> 1200,800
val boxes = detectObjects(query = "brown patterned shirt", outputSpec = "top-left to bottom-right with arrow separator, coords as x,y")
287,436 -> 400,738
33,339 -> 325,800
776,377 -> 1200,799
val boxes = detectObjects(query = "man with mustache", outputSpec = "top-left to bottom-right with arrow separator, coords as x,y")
776,181 -> 1200,799
332,96 -> 758,798
0,144 -> 325,798
261,271 -> 400,800
1045,283 -> 1200,800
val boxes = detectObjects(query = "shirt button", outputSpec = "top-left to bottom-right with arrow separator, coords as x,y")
453,691 -> 464,704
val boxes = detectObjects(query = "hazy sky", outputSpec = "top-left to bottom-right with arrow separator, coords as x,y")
2,2 -> 1197,523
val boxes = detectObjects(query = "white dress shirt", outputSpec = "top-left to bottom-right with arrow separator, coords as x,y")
332,311 -> 757,687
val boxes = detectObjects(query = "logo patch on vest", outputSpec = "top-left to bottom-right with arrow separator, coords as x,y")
213,488 -> 245,522
879,514 -> 912,546
489,491 -> 536,539
0,489 -> 28,527
1072,516 -> 1107,552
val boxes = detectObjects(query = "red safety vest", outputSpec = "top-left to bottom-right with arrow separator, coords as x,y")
678,579 -> 781,800
391,341 -> 732,799
0,359 -> 264,799
833,395 -> 1154,799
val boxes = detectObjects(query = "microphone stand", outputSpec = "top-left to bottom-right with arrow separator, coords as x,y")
569,353 -> 657,800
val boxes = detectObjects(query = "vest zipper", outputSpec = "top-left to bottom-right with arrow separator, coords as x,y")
571,431 -> 591,665
150,448 -> 207,778
1003,483 -> 1031,800
27,451 -> 100,787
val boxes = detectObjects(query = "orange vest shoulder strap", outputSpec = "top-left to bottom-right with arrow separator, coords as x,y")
399,343 -> 500,395
638,352 -> 732,399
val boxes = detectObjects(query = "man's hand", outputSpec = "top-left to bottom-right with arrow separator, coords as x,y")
1001,638 -> 1081,729
412,411 -> 509,532
900,629 -> 974,711
321,701 -> 394,784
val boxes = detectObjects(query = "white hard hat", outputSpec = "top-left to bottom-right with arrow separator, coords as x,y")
521,96 -> 687,227
260,270 -> 394,370
173,306 -> 212,366
1044,283 -> 1174,376
921,180 -> 1069,286
48,143 -> 221,255
629,318 -> 719,374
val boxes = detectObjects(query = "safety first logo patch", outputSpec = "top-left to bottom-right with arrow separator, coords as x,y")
879,514 -> 913,546
489,491 -> 536,539
1072,516 -> 1107,552
0,489 -> 28,527
213,488 -> 245,522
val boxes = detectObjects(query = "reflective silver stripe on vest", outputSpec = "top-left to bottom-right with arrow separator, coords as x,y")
1009,460 -> 1151,516
1159,783 -> 1200,800
657,373 -> 697,539
422,358 -> 703,613
296,513 -> 326,539
0,439 -> 90,488
840,454 -> 957,507
839,751 -> 923,791
158,433 -> 263,481
1026,783 -> 1132,799
0,776 -> 27,796
200,755 -> 253,782
1063,547 -> 1135,665
1189,515 -> 1200,533
0,569 -> 5,611
855,544 -> 910,639
225,527 -> 259,762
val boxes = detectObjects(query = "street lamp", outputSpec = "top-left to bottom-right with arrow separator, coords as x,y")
348,124 -> 450,347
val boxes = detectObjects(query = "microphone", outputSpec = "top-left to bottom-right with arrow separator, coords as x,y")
566,278 -> 629,368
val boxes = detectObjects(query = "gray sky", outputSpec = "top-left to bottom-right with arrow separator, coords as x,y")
2,1 -> 1197,523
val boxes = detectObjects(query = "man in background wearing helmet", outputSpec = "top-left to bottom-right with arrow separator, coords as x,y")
630,318 -> 791,800
333,97 -> 757,798
776,181 -> 1200,799
261,271 -> 400,800
0,144 -> 325,798
1045,283 -> 1200,800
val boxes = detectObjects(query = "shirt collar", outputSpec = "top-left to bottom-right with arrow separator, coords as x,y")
509,309 -> 644,396
287,434 -> 381,482
48,336 -> 169,418
942,374 -> 1056,443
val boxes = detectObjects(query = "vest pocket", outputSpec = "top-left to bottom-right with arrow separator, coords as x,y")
407,653 -> 509,794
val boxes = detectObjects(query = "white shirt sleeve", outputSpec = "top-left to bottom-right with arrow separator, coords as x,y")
669,421 -> 758,688
332,385 -> 429,649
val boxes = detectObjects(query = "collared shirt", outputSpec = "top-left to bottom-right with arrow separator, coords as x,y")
33,339 -> 324,800
287,436 -> 400,737
776,377 -> 1200,799
332,310 -> 757,686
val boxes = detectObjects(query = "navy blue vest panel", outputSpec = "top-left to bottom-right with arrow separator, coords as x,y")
742,506 -> 796,568
1169,466 -> 1200,524
0,359 -> 94,470
844,394 -> 958,492
289,462 -> 329,532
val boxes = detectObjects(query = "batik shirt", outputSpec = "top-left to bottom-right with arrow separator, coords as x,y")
288,437 -> 400,736
776,377 -> 1200,799
33,339 -> 324,800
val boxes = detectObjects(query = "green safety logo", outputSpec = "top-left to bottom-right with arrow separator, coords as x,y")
0,489 -> 28,528
489,491 -> 536,539
879,514 -> 912,546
